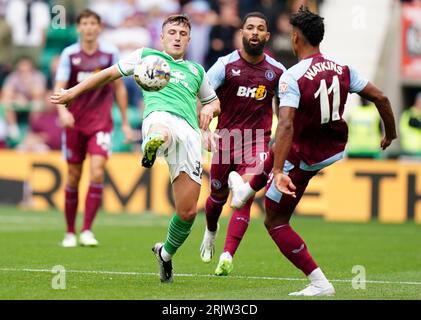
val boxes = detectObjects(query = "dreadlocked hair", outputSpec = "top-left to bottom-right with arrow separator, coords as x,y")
290,6 -> 324,46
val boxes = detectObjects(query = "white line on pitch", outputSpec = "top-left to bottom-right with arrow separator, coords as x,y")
0,267 -> 420,286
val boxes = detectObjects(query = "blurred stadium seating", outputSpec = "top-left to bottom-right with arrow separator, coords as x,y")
0,0 -> 420,221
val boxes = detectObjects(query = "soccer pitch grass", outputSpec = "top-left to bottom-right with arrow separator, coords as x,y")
0,206 -> 420,300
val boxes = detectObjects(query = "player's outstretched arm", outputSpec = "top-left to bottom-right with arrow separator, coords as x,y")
272,106 -> 297,197
51,65 -> 122,105
358,82 -> 397,150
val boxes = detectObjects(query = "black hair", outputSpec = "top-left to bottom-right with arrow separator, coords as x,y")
290,6 -> 324,46
242,12 -> 269,30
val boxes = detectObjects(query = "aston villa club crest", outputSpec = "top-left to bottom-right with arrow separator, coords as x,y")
265,69 -> 275,81
211,179 -> 222,190
72,57 -> 81,66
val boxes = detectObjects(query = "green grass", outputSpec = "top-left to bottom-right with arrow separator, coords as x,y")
0,206 -> 420,300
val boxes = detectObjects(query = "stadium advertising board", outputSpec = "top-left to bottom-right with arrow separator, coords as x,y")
0,151 -> 420,223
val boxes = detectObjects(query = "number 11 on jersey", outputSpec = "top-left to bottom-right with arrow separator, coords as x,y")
314,75 -> 341,124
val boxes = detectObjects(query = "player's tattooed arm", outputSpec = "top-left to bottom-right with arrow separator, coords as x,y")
51,65 -> 122,105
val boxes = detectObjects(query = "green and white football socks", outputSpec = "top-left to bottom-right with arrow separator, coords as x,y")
163,214 -> 195,256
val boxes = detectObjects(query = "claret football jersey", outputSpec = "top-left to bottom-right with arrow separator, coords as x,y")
56,42 -> 119,135
207,50 -> 285,150
278,53 -> 368,167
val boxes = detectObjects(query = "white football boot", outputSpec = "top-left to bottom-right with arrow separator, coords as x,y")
61,233 -> 77,248
200,225 -> 219,263
228,171 -> 255,209
79,230 -> 99,247
288,282 -> 335,297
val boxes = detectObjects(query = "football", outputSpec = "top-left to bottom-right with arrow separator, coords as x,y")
133,55 -> 171,92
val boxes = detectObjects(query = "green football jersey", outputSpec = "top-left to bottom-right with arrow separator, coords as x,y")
117,48 -> 216,130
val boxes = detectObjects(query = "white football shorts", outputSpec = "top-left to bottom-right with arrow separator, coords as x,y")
142,111 -> 202,185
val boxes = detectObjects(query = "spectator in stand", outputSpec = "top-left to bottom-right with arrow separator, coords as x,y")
137,0 -> 180,50
90,0 -> 137,29
1,56 -> 47,142
252,0 -> 287,33
100,13 -> 151,59
269,11 -> 297,68
0,108 -> 7,148
136,0 -> 180,14
238,0 -> 258,19
290,0 -> 323,13
52,0 -> 88,25
183,0 -> 217,66
345,98 -> 382,159
205,0 -> 241,69
100,13 -> 151,108
46,55 -> 61,90
0,1 -> 12,87
400,92 -> 421,156
16,90 -> 62,152
0,0 -> 9,146
5,0 -> 51,62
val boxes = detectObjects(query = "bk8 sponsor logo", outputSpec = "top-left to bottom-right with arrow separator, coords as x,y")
237,85 -> 267,100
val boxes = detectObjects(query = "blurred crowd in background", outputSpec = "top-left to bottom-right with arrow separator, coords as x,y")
0,0 -> 420,158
